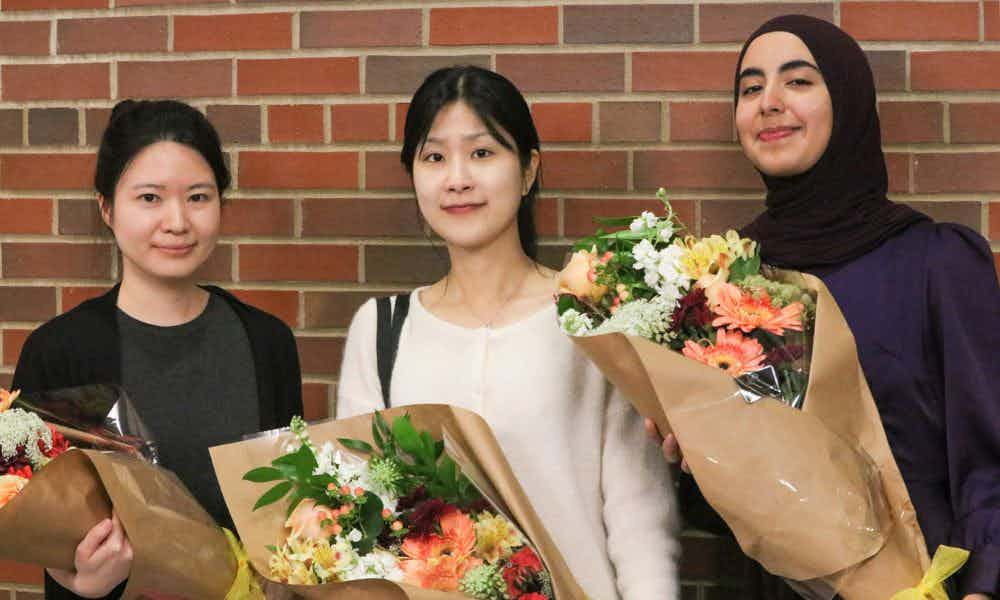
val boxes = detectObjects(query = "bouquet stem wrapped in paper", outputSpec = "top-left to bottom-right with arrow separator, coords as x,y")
210,404 -> 585,600
556,190 -> 961,599
0,385 -> 257,600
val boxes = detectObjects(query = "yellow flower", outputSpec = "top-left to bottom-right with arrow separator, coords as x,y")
676,235 -> 732,280
474,511 -> 525,564
724,230 -> 757,260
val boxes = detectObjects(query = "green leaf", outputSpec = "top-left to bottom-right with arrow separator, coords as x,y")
356,492 -> 385,555
243,467 -> 286,483
438,457 -> 457,486
265,545 -> 278,553
253,481 -> 293,511
272,444 -> 318,476
338,438 -> 375,454
392,415 -> 422,457
729,254 -> 762,281
285,487 -> 308,517
371,417 -> 384,452
599,230 -> 651,241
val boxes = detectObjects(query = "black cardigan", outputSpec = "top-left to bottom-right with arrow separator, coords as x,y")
12,285 -> 303,600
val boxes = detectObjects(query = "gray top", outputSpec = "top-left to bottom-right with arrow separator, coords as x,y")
118,293 -> 259,525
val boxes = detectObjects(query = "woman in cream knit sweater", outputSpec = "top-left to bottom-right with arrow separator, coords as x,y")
337,66 -> 679,600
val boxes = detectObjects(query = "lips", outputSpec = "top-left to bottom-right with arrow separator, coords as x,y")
154,243 -> 196,256
441,203 -> 485,215
758,127 -> 800,142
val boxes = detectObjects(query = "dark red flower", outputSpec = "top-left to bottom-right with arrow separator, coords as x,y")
671,287 -> 713,331
765,344 -> 805,366
405,499 -> 455,538
518,594 -> 549,600
397,485 -> 428,511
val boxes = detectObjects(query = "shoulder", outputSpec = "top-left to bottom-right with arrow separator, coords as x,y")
24,290 -> 117,351
917,222 -> 995,285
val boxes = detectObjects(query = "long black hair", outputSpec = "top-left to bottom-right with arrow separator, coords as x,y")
95,99 -> 230,205
400,66 -> 541,259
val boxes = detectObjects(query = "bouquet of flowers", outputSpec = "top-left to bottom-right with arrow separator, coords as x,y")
555,190 -> 967,599
210,404 -> 585,600
0,388 -> 70,507
0,385 -> 260,600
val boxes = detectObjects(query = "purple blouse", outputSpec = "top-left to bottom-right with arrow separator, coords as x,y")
808,221 -> 999,596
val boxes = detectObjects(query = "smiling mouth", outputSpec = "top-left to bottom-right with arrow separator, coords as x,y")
442,203 -> 485,215
155,244 -> 195,255
758,127 -> 800,142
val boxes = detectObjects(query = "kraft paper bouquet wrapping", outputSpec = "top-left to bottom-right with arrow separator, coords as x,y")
209,404 -> 585,600
555,190 -> 965,599
0,384 -> 258,600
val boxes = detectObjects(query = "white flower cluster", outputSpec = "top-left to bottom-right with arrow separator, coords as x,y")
314,442 -> 398,513
0,408 -> 54,468
339,547 -> 405,583
558,308 -> 594,336
629,211 -> 676,243
631,240 -> 691,304
591,297 -> 677,343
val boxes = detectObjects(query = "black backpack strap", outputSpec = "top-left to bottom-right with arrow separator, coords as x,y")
375,292 -> 411,408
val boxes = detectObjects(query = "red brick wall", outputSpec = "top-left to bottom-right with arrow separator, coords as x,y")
1,1 -> 998,597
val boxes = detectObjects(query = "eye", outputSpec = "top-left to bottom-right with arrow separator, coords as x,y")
139,193 -> 159,203
422,152 -> 444,163
788,78 -> 813,87
740,84 -> 762,96
189,193 -> 210,202
472,148 -> 492,159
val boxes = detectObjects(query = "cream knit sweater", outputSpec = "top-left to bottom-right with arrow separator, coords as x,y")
337,292 -> 680,600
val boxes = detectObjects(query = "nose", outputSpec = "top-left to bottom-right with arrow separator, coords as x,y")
161,197 -> 189,233
760,81 -> 784,115
445,156 -> 473,193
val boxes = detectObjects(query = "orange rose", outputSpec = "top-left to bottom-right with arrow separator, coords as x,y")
0,475 -> 28,509
0,388 -> 20,413
558,249 -> 608,302
284,499 -> 340,541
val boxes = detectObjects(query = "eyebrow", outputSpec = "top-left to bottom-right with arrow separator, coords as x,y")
738,59 -> 821,81
424,131 -> 491,144
131,182 -> 217,191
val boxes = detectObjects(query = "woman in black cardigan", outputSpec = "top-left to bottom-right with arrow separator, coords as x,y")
12,100 -> 303,599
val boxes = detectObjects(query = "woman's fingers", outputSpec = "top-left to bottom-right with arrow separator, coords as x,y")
74,518 -> 112,565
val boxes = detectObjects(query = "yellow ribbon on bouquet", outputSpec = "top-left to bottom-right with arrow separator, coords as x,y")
891,545 -> 970,600
223,528 -> 264,600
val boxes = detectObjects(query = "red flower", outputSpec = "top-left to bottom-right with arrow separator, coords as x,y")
41,426 -> 69,458
671,288 -> 713,331
503,547 -> 544,598
7,464 -> 32,480
519,595 -> 549,600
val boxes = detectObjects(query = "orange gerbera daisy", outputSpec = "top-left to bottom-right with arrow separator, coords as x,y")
682,329 -> 766,376
400,508 -> 482,591
711,283 -> 804,336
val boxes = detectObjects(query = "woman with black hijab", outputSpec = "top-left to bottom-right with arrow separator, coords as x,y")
658,15 -> 998,599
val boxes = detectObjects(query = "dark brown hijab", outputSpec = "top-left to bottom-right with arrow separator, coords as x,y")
737,15 -> 928,269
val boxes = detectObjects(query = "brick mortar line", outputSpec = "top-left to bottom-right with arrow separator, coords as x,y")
11,140 -> 1000,153
981,0 -> 987,42
421,6 -> 430,47
323,104 -> 332,144
7,91 -> 1000,110
7,39 -> 1000,65
20,108 -> 27,146
292,11 -> 300,51
4,191 -> 997,203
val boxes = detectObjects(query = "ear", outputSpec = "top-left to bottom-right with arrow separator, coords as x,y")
522,149 -> 540,196
98,194 -> 113,228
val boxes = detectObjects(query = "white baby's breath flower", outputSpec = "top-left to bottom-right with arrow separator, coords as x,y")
591,297 -> 677,343
347,528 -> 363,543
